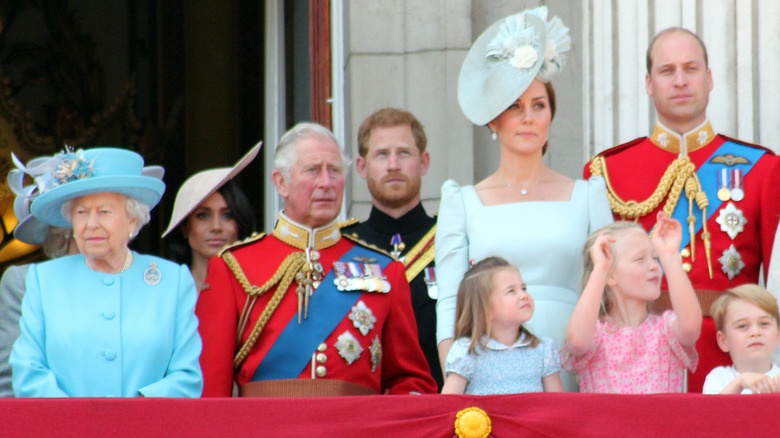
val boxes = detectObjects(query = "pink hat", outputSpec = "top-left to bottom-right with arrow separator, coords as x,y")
161,142 -> 261,238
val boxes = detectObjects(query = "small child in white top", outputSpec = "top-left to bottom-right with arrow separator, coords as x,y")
440,257 -> 563,395
703,284 -> 780,394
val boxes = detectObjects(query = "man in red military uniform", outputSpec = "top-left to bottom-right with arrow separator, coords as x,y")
197,122 -> 437,397
585,28 -> 780,392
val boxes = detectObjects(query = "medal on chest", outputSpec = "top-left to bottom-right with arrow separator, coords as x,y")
332,257 -> 391,293
424,266 -> 438,299
390,233 -> 405,260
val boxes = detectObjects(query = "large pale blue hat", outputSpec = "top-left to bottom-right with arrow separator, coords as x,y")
31,147 -> 166,227
12,186 -> 49,245
457,7 -> 570,126
8,154 -> 56,244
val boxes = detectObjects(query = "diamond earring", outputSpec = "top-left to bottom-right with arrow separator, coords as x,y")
491,131 -> 497,140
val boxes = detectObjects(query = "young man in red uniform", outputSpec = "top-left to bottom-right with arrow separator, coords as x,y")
586,28 -> 780,392
197,122 -> 437,397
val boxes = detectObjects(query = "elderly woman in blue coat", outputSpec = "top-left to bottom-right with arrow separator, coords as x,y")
10,147 -> 203,397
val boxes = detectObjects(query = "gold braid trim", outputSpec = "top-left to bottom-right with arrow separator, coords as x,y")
223,250 -> 307,368
406,244 -> 435,283
591,153 -> 713,278
590,154 -> 696,220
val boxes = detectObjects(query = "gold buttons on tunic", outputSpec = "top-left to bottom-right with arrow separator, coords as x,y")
316,353 -> 327,364
315,366 -> 327,377
682,262 -> 692,273
317,343 -> 327,352
680,248 -> 691,258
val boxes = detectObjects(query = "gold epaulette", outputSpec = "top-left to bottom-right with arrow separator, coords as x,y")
403,224 -> 436,283
217,232 -> 266,257
338,218 -> 360,228
342,233 -> 397,260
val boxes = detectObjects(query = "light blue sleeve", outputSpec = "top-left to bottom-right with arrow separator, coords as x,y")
586,176 -> 614,233
138,264 -> 203,397
435,180 -> 470,344
444,338 -> 474,380
540,337 -> 562,377
10,264 -> 68,397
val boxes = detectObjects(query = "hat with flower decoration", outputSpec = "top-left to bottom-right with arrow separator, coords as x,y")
457,6 -> 571,126
8,154 -> 57,244
30,147 -> 166,227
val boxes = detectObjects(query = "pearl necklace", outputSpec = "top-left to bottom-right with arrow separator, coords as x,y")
498,169 -> 547,195
85,250 -> 134,274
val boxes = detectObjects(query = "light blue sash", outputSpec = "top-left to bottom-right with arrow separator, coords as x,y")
252,245 -> 391,381
671,141 -> 765,249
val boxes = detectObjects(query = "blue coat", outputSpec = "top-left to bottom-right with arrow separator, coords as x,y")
10,252 -> 203,397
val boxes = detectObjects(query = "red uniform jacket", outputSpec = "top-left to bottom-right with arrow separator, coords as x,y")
585,130 -> 780,291
585,122 -> 780,392
197,219 -> 437,397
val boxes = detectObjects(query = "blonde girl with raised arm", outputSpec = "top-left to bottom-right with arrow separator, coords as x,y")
562,212 -> 702,393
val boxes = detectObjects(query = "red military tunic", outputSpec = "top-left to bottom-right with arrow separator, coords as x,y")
197,213 -> 437,397
585,120 -> 780,392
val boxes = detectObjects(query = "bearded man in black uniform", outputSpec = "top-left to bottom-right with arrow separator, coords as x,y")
344,108 -> 442,389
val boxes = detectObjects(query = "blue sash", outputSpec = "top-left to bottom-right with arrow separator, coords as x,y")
252,245 -> 391,381
671,141 -> 765,249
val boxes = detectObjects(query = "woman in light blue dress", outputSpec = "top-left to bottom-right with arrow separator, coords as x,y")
10,147 -> 203,397
435,7 -> 613,392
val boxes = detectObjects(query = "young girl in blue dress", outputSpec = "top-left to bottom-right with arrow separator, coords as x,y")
441,257 -> 564,394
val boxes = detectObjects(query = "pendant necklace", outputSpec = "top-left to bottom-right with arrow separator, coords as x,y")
498,169 -> 546,195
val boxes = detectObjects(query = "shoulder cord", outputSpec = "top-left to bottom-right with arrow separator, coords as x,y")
590,154 -> 712,277
590,154 -> 694,219
222,250 -> 307,368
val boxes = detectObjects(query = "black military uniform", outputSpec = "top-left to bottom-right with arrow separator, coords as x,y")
344,203 -> 442,389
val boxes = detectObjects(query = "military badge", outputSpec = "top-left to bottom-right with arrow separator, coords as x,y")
390,233 -> 406,260
697,130 -> 708,146
332,261 -> 391,293
349,300 -> 376,336
709,153 -> 750,167
715,202 -> 747,240
657,132 -> 669,148
424,267 -> 438,299
730,169 -> 745,202
716,168 -> 731,202
335,331 -> 363,365
718,245 -> 745,280
370,336 -> 382,372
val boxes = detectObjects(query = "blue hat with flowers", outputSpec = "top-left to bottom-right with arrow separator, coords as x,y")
457,6 -> 570,126
30,147 -> 166,227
